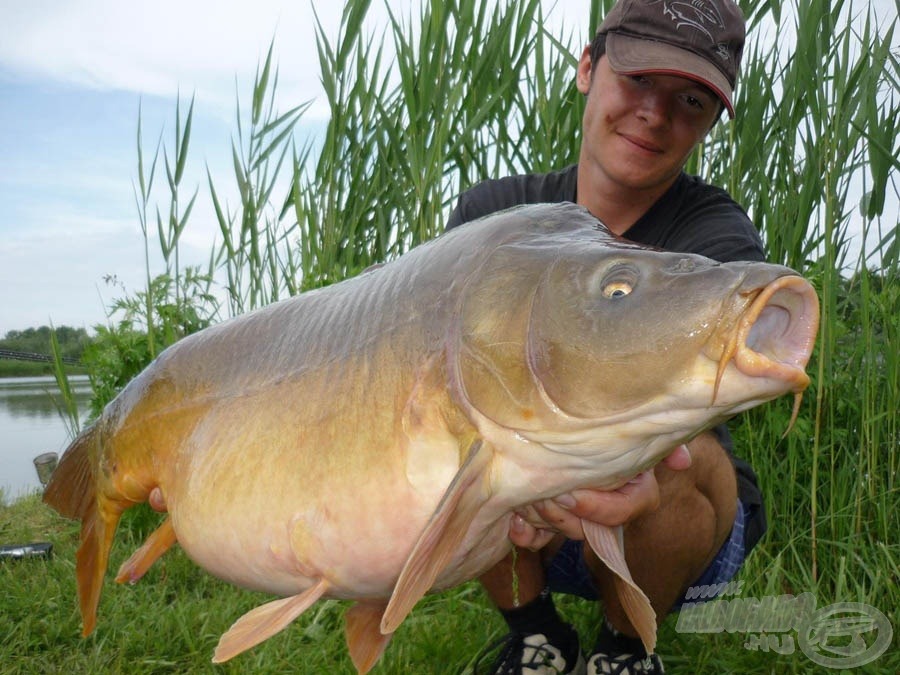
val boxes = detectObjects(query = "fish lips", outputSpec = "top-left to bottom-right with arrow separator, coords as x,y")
711,272 -> 819,414
737,275 -> 819,388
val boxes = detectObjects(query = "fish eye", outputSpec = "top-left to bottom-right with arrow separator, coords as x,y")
599,264 -> 638,299
602,281 -> 633,298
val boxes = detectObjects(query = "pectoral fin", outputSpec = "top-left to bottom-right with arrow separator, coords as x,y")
380,439 -> 493,634
582,521 -> 657,654
345,601 -> 393,674
212,578 -> 329,663
115,516 -> 177,584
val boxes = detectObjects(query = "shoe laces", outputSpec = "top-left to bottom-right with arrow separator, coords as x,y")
586,651 -> 664,675
473,631 -> 570,674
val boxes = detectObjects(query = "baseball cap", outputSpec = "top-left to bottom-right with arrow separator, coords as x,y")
597,0 -> 746,117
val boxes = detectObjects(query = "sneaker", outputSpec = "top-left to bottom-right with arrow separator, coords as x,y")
585,651 -> 665,675
473,629 -> 587,674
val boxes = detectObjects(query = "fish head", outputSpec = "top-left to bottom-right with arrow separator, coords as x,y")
456,216 -> 818,460
528,246 -> 818,417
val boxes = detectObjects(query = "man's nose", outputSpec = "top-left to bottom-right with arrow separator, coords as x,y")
637,91 -> 671,127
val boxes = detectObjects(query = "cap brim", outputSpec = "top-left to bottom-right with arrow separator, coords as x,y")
606,33 -> 735,118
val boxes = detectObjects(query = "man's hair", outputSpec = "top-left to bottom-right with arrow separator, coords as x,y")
589,33 -> 607,70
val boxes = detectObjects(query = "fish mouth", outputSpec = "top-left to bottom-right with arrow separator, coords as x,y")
713,275 -> 820,428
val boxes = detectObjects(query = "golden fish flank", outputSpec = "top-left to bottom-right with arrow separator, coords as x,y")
43,202 -> 819,673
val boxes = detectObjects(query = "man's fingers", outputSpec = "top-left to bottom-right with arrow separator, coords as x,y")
562,470 -> 661,528
509,513 -> 557,550
662,443 -> 692,471
531,498 -> 586,540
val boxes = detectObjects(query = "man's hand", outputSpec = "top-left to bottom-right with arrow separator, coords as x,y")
508,444 -> 693,551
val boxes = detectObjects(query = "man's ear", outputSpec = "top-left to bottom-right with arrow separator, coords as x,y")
576,46 -> 593,96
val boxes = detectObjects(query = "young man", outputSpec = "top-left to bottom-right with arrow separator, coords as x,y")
446,2 -> 766,674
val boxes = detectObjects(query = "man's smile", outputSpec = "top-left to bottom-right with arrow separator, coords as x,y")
619,132 -> 664,155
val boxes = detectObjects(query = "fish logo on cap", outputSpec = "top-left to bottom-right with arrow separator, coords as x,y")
654,0 -> 727,44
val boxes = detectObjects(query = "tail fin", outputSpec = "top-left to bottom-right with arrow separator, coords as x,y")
43,425 -> 125,636
43,424 -> 97,520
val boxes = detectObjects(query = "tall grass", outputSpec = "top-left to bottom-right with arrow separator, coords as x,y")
18,0 -> 899,672
699,0 -> 899,608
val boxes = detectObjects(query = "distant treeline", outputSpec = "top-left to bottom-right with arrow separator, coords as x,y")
0,326 -> 91,377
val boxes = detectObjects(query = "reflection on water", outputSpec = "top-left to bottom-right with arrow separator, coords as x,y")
0,376 -> 91,503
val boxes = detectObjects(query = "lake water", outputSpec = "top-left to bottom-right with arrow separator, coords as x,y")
0,376 -> 92,504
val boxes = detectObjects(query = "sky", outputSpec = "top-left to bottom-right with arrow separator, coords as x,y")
0,0 -> 600,337
0,0 -> 896,338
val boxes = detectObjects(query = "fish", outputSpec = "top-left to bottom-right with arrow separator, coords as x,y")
43,202 -> 819,672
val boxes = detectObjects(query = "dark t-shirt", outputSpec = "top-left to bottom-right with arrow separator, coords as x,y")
446,164 -> 767,551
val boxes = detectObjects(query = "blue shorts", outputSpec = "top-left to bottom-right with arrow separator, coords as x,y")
545,498 -> 748,612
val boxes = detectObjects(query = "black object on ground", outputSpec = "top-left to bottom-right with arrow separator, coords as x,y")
0,542 -> 53,560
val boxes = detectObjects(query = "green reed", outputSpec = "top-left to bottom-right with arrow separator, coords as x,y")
698,1 -> 898,610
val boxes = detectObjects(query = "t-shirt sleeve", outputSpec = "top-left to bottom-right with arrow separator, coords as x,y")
446,178 -> 530,231
446,166 -> 578,232
446,183 -> 504,231
667,202 -> 766,263
631,177 -> 767,264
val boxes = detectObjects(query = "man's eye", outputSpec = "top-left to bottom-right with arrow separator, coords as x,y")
681,94 -> 705,110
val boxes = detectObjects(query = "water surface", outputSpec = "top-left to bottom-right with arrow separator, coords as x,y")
0,376 -> 91,503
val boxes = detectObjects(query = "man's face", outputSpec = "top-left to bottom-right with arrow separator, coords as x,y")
576,50 -> 721,193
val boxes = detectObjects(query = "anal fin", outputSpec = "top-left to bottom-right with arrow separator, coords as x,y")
380,439 -> 492,634
115,516 -> 176,584
75,496 -> 125,637
212,578 -> 329,663
582,521 -> 657,654
345,601 -> 392,674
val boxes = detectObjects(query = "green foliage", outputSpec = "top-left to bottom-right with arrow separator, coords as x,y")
48,324 -> 82,438
0,325 -> 90,362
704,0 -> 900,275
0,325 -> 90,377
0,360 -> 54,377
80,270 -> 219,418
209,40 -> 309,314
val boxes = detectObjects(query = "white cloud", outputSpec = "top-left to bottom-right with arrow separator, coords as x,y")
0,203 -> 219,335
0,0 -> 413,114
0,1 -> 597,110
3,2 -> 302,119
0,214 -> 138,333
